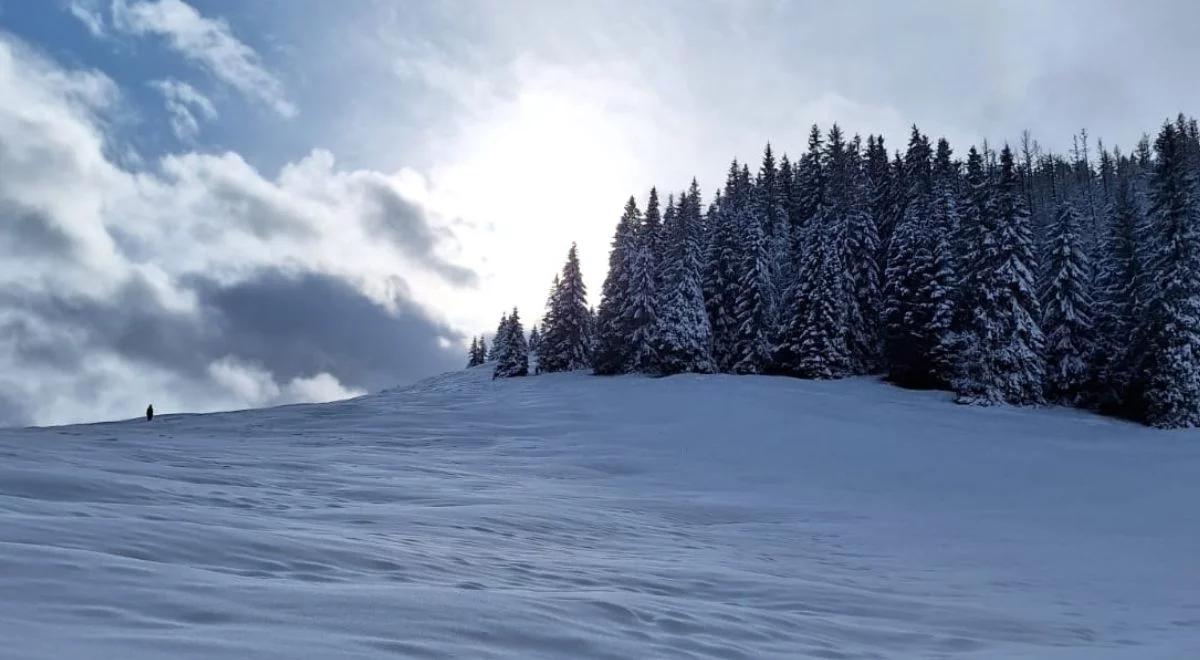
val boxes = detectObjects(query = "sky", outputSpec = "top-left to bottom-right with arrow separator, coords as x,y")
1,0 -> 1199,426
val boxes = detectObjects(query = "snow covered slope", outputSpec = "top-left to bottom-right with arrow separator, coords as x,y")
1,367 -> 1198,659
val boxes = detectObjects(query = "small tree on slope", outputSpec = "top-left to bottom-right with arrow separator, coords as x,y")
493,309 -> 529,378
539,244 -> 592,372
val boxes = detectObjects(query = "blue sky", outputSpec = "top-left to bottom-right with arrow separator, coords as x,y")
2,0 -> 1199,425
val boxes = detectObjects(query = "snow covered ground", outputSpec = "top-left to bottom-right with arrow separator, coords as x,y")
1,366 -> 1198,659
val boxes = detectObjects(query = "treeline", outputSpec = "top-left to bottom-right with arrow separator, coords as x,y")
472,116 -> 1200,429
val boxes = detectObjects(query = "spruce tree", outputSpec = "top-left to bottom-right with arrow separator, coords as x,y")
1091,154 -> 1146,409
703,163 -> 744,371
959,146 -> 1045,405
493,309 -> 529,378
883,127 -> 941,388
755,143 -> 792,301
730,207 -> 775,373
594,198 -> 641,374
1041,198 -> 1094,404
488,312 -> 509,361
840,133 -> 883,373
1127,122 -> 1200,427
539,244 -> 592,372
528,325 -> 540,357
627,225 -> 659,372
652,181 -> 716,374
467,337 -> 481,367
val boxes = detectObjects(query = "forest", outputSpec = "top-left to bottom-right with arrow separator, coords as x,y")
471,116 -> 1200,429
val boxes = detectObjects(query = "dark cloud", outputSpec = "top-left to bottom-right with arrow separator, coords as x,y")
0,202 -> 76,258
363,179 -> 479,286
0,268 -> 463,426
192,269 -> 463,391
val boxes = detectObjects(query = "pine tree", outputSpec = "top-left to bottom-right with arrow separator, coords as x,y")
958,146 -> 1045,404
883,127 -> 943,388
539,244 -> 592,372
755,143 -> 792,303
528,325 -> 540,356
791,126 -> 826,260
652,180 -> 716,374
703,163 -> 744,371
1091,154 -> 1146,410
1041,198 -> 1093,404
1127,122 -> 1200,427
839,133 -> 883,373
643,187 -> 666,286
467,337 -> 481,367
730,206 -> 774,373
594,198 -> 641,374
493,308 -> 529,378
488,312 -> 509,361
627,224 -> 659,372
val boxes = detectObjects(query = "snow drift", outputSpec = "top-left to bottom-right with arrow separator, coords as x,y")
0,366 -> 1197,658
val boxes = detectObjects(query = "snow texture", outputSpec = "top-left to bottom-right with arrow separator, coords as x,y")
1,366 -> 1198,658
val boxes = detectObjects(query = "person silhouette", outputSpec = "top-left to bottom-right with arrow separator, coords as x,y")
146,404 -> 154,422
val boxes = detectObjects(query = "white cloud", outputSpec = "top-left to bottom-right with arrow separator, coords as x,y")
111,0 -> 296,118
208,356 -> 363,410
67,1 -> 107,38
0,32 -> 470,425
150,78 -> 216,140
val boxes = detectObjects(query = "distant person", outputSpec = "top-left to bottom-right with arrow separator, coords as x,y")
146,404 -> 154,422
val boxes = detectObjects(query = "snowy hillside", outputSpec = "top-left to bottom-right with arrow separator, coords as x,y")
1,367 -> 1198,659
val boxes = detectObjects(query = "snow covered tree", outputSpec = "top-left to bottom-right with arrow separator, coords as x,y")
730,207 -> 775,373
627,223 -> 659,372
790,126 -> 826,259
839,133 -> 883,373
755,143 -> 792,302
493,308 -> 529,378
1091,154 -> 1147,410
1041,198 -> 1094,404
703,163 -> 745,371
1126,122 -> 1200,427
539,243 -> 592,372
652,181 -> 715,374
957,146 -> 1045,405
488,312 -> 509,361
594,197 -> 641,374
643,187 -> 666,287
883,126 -> 952,388
467,337 -> 482,367
528,325 -> 540,357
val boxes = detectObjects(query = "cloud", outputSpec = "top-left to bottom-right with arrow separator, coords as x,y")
67,1 -> 107,38
150,78 -> 216,140
0,32 -> 473,426
111,0 -> 296,118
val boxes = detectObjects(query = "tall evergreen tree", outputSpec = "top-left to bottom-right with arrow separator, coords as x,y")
703,163 -> 744,371
840,133 -> 883,373
755,143 -> 792,302
594,198 -> 641,374
467,337 -> 481,367
1041,198 -> 1094,404
958,146 -> 1045,404
627,221 -> 659,372
488,312 -> 509,361
730,207 -> 775,373
1091,154 -> 1147,409
493,309 -> 529,378
883,126 -> 949,388
1127,122 -> 1200,427
652,181 -> 716,374
539,244 -> 592,372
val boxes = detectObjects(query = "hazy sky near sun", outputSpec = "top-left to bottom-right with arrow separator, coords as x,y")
1,0 -> 1199,425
